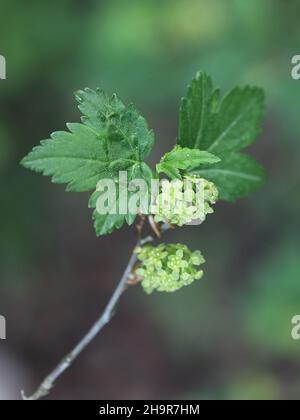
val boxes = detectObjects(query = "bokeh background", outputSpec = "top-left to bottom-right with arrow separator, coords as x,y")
1,0 -> 300,400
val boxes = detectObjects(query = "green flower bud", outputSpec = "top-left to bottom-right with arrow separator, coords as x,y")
135,243 -> 205,294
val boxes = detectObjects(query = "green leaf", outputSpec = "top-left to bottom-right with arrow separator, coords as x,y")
192,153 -> 266,202
156,145 -> 220,179
89,187 -> 127,236
21,124 -> 115,192
205,86 -> 265,155
76,89 -> 154,161
89,162 -> 153,236
178,72 -> 265,156
21,88 -> 155,235
178,72 -> 219,150
178,72 -> 266,201
21,89 -> 154,193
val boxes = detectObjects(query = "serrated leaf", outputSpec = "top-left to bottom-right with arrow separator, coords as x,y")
76,89 -> 154,161
191,153 -> 266,202
205,86 -> 265,155
178,72 -> 266,201
21,89 -> 154,193
89,162 -> 153,236
156,145 -> 220,179
21,88 -> 155,235
21,124 -> 113,192
178,72 -> 265,156
178,72 -> 220,150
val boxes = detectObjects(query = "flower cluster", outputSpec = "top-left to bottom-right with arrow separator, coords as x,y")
153,176 -> 218,227
135,243 -> 205,294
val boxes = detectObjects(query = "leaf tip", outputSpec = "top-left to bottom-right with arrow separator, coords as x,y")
20,156 -> 28,168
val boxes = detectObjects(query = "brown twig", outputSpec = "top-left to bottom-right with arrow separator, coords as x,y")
22,221 -> 170,400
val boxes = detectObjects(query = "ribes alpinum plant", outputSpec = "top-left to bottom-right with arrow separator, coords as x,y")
21,71 -> 266,400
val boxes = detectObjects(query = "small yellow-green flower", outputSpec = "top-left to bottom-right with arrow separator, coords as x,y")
154,176 -> 218,226
135,243 -> 205,294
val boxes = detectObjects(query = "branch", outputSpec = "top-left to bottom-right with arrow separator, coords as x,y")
22,222 -> 169,400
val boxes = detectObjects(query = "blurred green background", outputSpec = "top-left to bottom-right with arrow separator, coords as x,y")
1,0 -> 300,400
